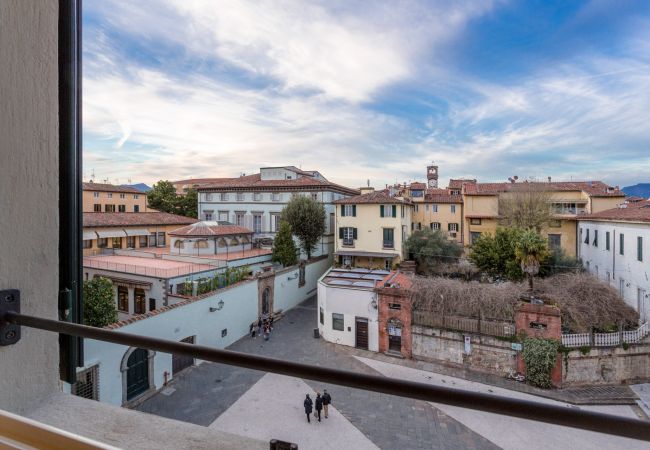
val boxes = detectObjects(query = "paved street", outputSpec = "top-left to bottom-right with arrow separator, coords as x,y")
138,297 -> 498,449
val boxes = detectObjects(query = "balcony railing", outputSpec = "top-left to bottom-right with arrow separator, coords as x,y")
1,309 -> 649,441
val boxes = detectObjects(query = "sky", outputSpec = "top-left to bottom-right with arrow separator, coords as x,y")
83,0 -> 650,189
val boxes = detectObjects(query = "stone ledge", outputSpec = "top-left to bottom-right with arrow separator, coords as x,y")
26,393 -> 266,450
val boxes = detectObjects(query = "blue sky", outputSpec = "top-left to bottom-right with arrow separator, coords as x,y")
83,0 -> 650,188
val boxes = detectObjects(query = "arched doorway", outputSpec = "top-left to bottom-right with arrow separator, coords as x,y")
121,347 -> 155,404
262,287 -> 270,315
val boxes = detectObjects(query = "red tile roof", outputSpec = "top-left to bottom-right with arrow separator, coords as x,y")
83,212 -> 197,228
196,173 -> 359,195
83,182 -> 144,194
424,188 -> 463,203
333,189 -> 411,205
379,271 -> 413,289
448,179 -> 477,189
625,196 -> 646,203
410,182 -> 426,190
463,181 -> 624,197
580,200 -> 650,223
172,178 -> 224,186
169,221 -> 253,237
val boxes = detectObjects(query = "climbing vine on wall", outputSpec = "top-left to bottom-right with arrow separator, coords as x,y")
522,337 -> 560,388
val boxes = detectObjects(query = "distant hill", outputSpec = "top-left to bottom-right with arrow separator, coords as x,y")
121,183 -> 151,193
622,183 -> 650,199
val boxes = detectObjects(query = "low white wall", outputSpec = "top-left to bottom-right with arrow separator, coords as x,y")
84,257 -> 330,406
317,282 -> 379,352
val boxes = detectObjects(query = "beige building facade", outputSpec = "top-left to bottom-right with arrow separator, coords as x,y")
333,189 -> 412,269
83,182 -> 149,213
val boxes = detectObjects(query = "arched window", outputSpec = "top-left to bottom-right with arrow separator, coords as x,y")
230,236 -> 240,246
262,287 -> 270,315
240,235 -> 249,244
193,239 -> 208,248
173,240 -> 184,249
217,238 -> 227,247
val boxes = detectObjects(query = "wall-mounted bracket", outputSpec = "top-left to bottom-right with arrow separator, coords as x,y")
0,289 -> 20,346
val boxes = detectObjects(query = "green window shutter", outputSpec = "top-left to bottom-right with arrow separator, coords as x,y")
392,205 -> 397,217
341,205 -> 345,217
380,205 -> 384,217
352,205 -> 356,217
339,228 -> 344,239
638,236 -> 643,261
353,228 -> 358,239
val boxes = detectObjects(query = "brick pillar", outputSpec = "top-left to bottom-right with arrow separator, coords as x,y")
514,302 -> 562,386
376,272 -> 413,358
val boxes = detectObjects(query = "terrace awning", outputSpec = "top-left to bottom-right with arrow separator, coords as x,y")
96,229 -> 127,239
123,228 -> 150,237
82,231 -> 97,240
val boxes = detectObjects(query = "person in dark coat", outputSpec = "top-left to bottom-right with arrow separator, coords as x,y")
314,393 -> 323,422
303,394 -> 313,423
322,390 -> 332,418
257,317 -> 263,336
249,322 -> 256,338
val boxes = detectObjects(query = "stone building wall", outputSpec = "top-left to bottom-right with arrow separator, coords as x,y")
563,343 -> 650,386
411,325 -> 517,375
377,284 -> 413,358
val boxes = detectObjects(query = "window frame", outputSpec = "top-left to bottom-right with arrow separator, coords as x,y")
332,313 -> 344,331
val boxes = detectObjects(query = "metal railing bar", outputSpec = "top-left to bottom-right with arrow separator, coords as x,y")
5,311 -> 650,441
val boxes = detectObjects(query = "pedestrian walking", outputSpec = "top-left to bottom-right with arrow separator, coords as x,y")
263,323 -> 270,341
303,394 -> 313,423
322,389 -> 332,418
257,317 -> 262,336
249,322 -> 256,338
269,314 -> 274,330
314,393 -> 323,422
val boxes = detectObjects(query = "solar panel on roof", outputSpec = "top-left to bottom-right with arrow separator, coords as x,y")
353,281 -> 375,287
329,279 -> 352,286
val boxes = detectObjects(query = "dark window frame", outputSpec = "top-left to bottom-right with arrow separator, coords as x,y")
332,313 -> 344,331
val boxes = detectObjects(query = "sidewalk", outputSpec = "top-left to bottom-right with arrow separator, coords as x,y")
331,343 -> 641,406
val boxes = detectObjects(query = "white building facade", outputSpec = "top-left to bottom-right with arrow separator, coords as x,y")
317,268 -> 388,352
196,166 -> 359,257
578,202 -> 650,324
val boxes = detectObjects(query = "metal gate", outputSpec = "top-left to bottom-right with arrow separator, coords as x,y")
172,336 -> 195,375
126,348 -> 149,401
355,318 -> 368,350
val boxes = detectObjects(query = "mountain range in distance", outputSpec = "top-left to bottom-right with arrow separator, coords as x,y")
121,183 -> 151,193
622,183 -> 650,199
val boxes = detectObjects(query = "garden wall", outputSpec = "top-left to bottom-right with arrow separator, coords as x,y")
563,342 -> 650,386
411,325 -> 517,376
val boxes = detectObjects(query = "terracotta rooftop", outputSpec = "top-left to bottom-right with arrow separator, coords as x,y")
463,181 -> 624,197
169,221 -> 253,237
172,178 -> 224,186
333,189 -> 410,205
84,212 -> 197,228
448,179 -> 477,189
195,173 -> 359,195
379,271 -> 413,290
580,200 -> 650,223
410,182 -> 426,190
625,195 -> 646,203
83,182 -> 144,194
424,188 -> 463,203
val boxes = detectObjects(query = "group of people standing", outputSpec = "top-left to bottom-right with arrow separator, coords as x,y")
250,314 -> 274,341
303,390 -> 332,423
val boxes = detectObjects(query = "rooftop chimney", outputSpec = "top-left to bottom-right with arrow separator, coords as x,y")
360,186 -> 375,195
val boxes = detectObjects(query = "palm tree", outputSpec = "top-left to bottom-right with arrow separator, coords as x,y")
515,230 -> 550,292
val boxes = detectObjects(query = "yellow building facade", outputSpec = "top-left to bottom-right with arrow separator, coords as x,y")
462,181 -> 625,257
83,182 -> 149,213
333,189 -> 412,269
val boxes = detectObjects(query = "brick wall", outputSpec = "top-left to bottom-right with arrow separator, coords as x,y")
377,286 -> 412,358
514,302 -> 562,386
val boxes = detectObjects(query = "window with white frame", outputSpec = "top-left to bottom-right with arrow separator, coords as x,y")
220,193 -> 228,201
205,193 -> 212,201
254,193 -> 262,201
107,193 -> 112,198
272,193 -> 281,202
236,192 -> 244,201
450,204 -> 456,213
134,194 -> 139,199
235,212 -> 245,226
271,214 -> 281,232
253,214 -> 262,232
342,227 -> 355,245
430,222 -> 440,230
120,193 -> 125,199
218,211 -> 229,222
93,192 -> 99,198
204,212 -> 213,221
343,204 -> 355,216
448,223 -> 459,232
311,193 -> 318,201
432,204 -> 438,213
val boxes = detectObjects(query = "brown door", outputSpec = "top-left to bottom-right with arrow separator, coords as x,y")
388,335 -> 401,352
172,336 -> 195,375
355,318 -> 368,350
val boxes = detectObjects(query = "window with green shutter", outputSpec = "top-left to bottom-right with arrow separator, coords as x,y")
392,204 -> 397,217
620,233 -> 624,255
638,236 -> 643,261
380,205 -> 385,217
606,231 -> 610,250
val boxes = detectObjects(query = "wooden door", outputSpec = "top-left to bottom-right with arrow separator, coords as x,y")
126,348 -> 149,400
355,318 -> 368,350
172,336 -> 195,375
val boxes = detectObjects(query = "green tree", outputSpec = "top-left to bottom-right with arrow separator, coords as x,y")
469,227 -> 525,280
281,196 -> 326,259
83,277 -> 117,327
272,221 -> 298,267
405,228 -> 463,274
147,180 -> 178,214
176,188 -> 198,218
515,229 -> 550,292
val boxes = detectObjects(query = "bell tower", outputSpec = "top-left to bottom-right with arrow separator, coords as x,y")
427,163 -> 438,188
